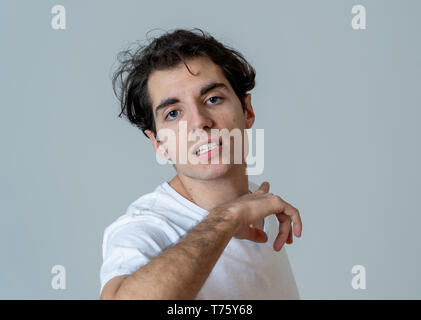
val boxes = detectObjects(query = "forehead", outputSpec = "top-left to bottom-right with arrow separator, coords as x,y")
147,56 -> 231,108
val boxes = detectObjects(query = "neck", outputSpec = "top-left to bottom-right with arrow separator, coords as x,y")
168,165 -> 250,212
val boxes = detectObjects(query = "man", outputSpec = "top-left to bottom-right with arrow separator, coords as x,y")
99,28 -> 303,299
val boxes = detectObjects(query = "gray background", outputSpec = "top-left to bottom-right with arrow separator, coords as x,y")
1,0 -> 420,299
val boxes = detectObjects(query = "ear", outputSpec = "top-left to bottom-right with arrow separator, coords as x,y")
144,129 -> 169,159
243,94 -> 255,129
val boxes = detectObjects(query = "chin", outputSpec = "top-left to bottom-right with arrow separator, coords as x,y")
177,163 -> 233,181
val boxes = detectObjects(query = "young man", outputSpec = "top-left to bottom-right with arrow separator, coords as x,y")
99,29 -> 303,300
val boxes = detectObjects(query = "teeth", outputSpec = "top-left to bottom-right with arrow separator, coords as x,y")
196,142 -> 218,155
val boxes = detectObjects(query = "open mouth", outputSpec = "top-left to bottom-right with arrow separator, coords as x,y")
194,138 -> 223,157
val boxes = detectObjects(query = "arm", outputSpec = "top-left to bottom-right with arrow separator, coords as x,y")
100,206 -> 239,300
100,181 -> 302,300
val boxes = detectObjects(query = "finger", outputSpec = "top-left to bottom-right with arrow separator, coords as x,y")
255,181 -> 270,194
286,226 -> 293,244
274,214 -> 290,251
247,225 -> 268,243
276,200 -> 302,238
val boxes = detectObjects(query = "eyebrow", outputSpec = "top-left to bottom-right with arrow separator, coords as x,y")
154,82 -> 229,118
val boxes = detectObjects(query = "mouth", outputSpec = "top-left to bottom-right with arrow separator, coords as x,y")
193,137 -> 223,157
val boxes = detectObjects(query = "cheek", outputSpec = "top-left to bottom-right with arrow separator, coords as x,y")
218,106 -> 244,126
165,129 -> 190,158
225,112 -> 245,129
156,125 -> 178,156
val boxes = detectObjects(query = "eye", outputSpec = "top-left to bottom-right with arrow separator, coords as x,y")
206,96 -> 224,105
165,110 -> 180,120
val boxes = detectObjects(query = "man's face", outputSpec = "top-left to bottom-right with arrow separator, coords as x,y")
145,56 -> 255,181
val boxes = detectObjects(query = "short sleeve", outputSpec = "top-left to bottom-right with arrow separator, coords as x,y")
99,215 -> 176,295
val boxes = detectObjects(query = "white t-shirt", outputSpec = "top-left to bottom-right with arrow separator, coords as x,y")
99,180 -> 300,299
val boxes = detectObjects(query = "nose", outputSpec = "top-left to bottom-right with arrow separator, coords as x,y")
188,102 -> 213,133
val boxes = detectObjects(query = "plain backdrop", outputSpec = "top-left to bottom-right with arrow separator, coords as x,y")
1,0 -> 420,299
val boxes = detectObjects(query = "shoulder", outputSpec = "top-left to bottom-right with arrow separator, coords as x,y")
101,182 -> 180,249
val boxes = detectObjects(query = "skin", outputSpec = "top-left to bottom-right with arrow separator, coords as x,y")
145,55 -> 257,212
145,55 -> 298,240
100,56 -> 302,299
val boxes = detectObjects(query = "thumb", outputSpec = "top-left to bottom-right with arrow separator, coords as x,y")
247,226 -> 268,243
255,181 -> 270,194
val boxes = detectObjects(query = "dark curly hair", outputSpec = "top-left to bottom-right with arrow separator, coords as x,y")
112,28 -> 256,139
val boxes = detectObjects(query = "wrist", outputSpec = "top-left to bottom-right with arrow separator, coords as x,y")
210,205 -> 242,235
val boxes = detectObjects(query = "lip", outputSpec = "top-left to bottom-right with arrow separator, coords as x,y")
192,137 -> 223,156
194,143 -> 223,160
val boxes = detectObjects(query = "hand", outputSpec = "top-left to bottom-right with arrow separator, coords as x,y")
221,181 -> 303,251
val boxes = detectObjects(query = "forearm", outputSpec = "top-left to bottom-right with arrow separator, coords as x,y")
113,207 -> 239,300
